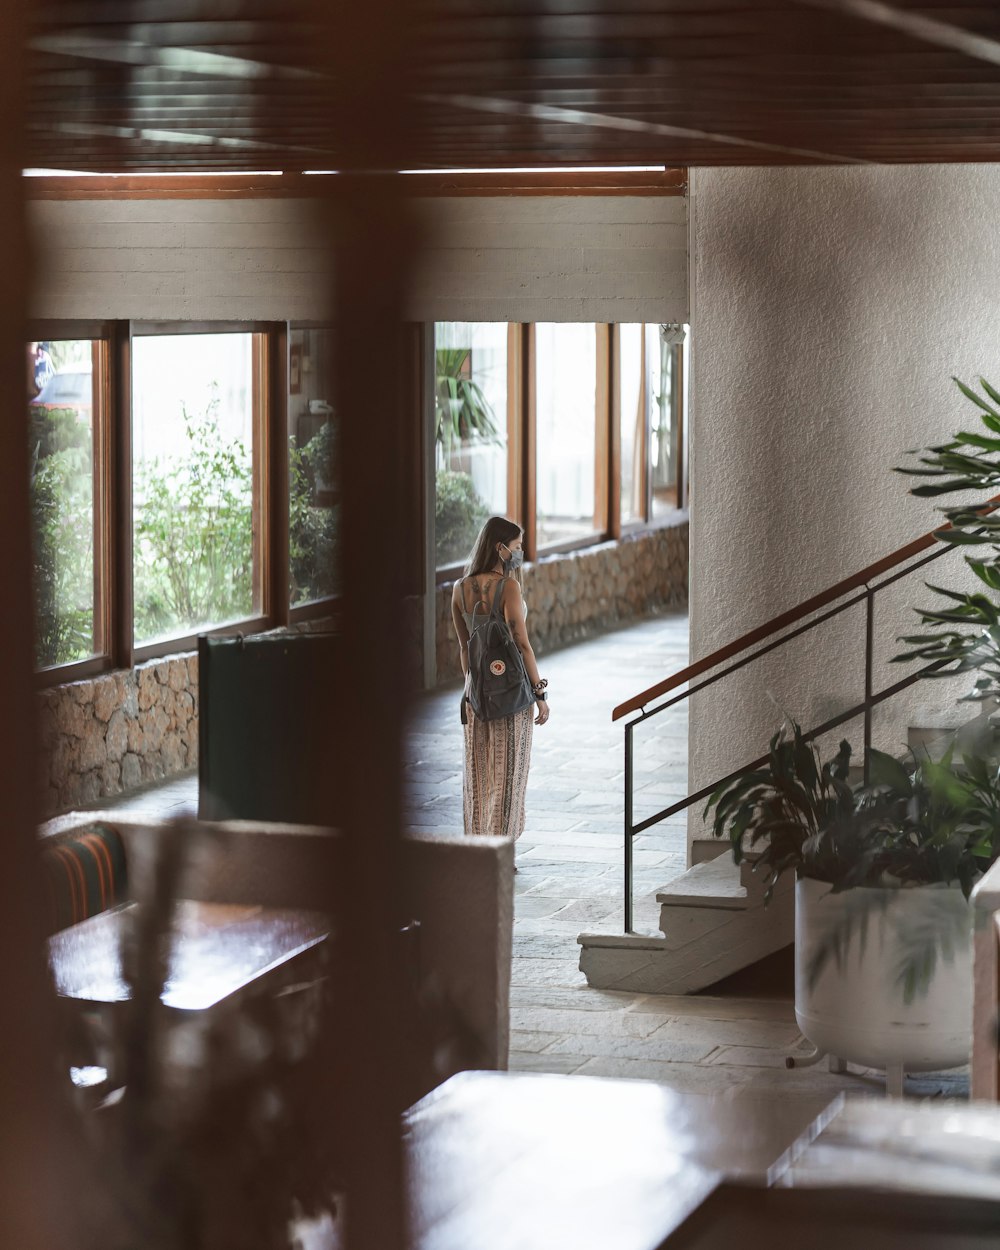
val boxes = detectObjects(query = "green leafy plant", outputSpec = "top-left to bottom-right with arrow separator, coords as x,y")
289,425 -> 338,604
894,376 -> 1000,698
435,347 -> 500,455
133,397 -> 253,640
703,720 -> 857,903
706,722 -> 1000,1000
706,722 -> 1000,902
29,404 -> 94,667
435,469 -> 489,568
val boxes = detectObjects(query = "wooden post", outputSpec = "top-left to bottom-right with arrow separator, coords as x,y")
0,3 -> 65,1246
315,6 -> 417,1250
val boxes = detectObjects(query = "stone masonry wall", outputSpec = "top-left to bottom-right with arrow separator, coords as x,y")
38,523 -> 686,814
39,654 -> 198,817
435,519 -> 689,686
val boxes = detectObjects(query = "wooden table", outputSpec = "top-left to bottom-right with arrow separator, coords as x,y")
49,900 -> 329,1012
403,1075 -> 1000,1250
50,900 -> 330,1098
776,1095 -> 1000,1202
403,1071 -> 830,1250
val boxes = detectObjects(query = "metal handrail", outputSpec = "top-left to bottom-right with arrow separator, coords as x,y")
613,497 -> 1000,722
619,536 -> 962,933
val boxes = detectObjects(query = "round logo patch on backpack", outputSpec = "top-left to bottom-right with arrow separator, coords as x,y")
490,659 -> 506,676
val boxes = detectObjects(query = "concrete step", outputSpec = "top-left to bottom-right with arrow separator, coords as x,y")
656,854 -> 748,911
578,856 -> 793,995
576,716 -> 998,999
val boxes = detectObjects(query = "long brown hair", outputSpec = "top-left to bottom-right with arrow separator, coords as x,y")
465,515 -> 523,578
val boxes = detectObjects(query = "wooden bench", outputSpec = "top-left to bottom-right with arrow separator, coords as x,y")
41,813 -> 514,1074
40,822 -> 129,934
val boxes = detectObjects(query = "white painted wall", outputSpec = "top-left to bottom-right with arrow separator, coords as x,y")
687,164 -> 1000,856
27,194 -> 688,324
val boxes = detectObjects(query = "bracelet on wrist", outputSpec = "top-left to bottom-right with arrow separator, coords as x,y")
532,678 -> 548,693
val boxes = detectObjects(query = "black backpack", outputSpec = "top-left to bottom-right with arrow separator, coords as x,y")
462,577 -> 535,724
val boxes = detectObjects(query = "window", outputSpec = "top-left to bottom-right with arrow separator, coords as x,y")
534,323 -> 598,549
648,323 -> 686,517
29,337 -> 103,670
27,318 -> 684,679
618,324 -> 645,527
288,327 -> 339,604
131,332 -> 258,647
434,322 -> 510,569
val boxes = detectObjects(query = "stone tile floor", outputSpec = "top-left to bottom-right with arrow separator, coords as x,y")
95,610 -> 968,1107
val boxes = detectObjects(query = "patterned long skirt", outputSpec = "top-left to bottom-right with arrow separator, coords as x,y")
463,705 -> 534,840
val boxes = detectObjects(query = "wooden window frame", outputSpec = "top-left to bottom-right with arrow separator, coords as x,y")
617,322 -> 655,539
129,322 -> 275,665
434,321 -> 525,582
28,314 -> 678,685
31,322 -> 116,688
648,327 -> 688,519
31,317 -> 348,685
532,322 -> 607,559
432,319 -> 684,585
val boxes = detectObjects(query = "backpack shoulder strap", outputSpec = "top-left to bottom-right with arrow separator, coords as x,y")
489,576 -> 506,619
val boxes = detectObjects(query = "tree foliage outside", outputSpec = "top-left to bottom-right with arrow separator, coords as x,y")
30,403 -> 95,668
435,469 -> 489,568
289,420 -> 339,603
133,398 -> 255,642
32,388 -> 340,664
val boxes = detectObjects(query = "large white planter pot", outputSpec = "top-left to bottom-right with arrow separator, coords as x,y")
795,877 -> 973,1073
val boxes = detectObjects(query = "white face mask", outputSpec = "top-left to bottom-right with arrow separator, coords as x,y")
501,543 -> 524,571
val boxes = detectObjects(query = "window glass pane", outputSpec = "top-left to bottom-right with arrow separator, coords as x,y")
132,333 -> 255,645
619,324 -> 644,526
535,323 -> 596,548
648,323 -> 684,517
434,322 -> 508,569
29,339 -> 98,668
288,327 -> 339,604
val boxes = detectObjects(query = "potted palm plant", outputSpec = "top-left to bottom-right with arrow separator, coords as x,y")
705,721 -> 1000,1087
893,376 -> 1000,699
705,377 -> 1000,1091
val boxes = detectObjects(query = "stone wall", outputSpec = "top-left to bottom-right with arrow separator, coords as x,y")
37,523 -> 686,815
435,519 -> 688,686
39,654 -> 198,817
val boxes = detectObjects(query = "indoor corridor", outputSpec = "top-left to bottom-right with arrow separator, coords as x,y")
91,611 -> 968,1105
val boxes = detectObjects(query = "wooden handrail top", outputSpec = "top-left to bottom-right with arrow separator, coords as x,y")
612,496 -> 1000,723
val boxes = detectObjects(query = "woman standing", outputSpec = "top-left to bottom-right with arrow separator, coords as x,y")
451,516 -> 550,843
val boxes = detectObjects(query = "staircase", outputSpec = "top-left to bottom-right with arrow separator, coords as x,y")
579,712 -> 995,995
578,851 -> 793,994
577,504 -> 990,996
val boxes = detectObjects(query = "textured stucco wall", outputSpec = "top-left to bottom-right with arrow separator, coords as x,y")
28,194 -> 687,323
688,164 -> 1000,854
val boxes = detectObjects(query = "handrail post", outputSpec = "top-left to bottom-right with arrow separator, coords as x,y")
624,720 -> 634,934
864,587 -> 874,786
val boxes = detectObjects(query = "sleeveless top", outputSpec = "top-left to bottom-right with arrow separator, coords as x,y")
460,575 -> 526,632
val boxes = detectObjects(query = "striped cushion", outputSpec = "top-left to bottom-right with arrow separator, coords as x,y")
41,824 -> 128,932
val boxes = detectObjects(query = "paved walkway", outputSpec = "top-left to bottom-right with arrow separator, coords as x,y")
95,610 -> 968,1104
